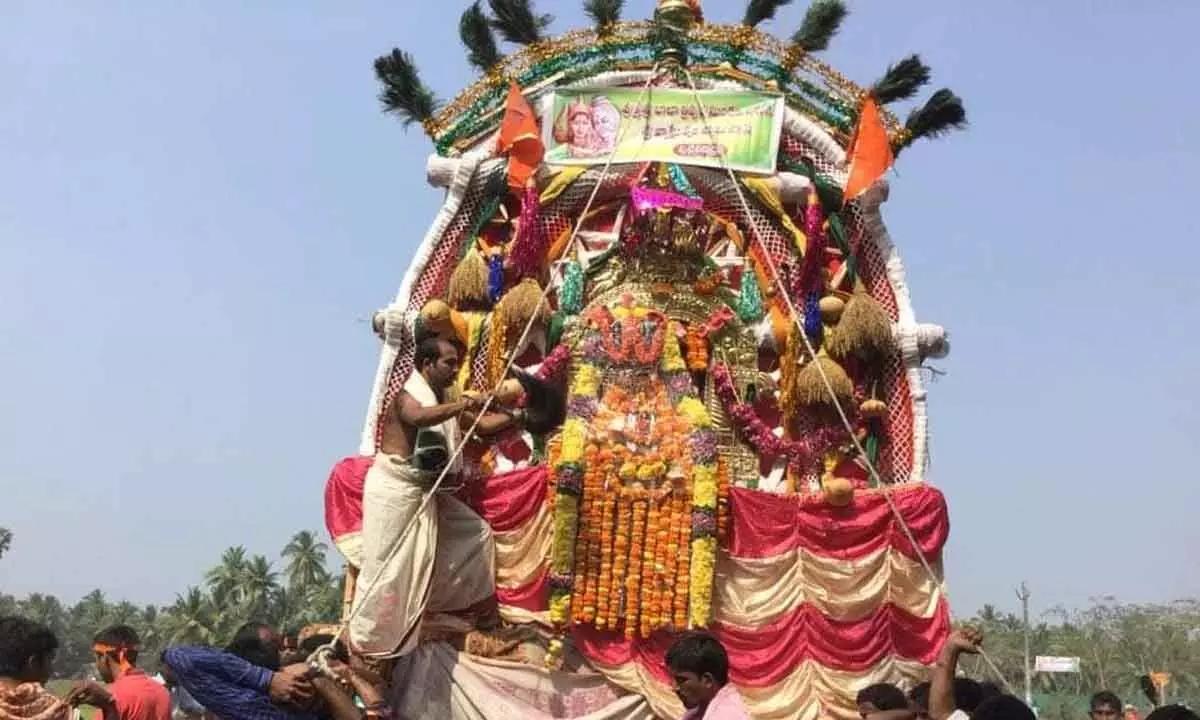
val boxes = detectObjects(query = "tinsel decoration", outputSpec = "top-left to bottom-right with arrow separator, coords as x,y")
794,355 -> 854,407
487,252 -> 505,305
735,263 -> 764,323
497,277 -> 550,336
460,2 -> 502,73
488,0 -> 553,45
896,88 -> 968,153
790,0 -> 848,53
507,183 -> 548,279
448,250 -> 492,310
778,323 -> 802,422
583,0 -> 624,33
799,190 -> 827,339
827,291 -> 894,361
803,292 -> 822,339
743,0 -> 794,28
666,164 -> 699,197
546,311 -> 566,348
373,50 -> 440,128
870,54 -> 932,105
863,431 -> 880,485
799,191 -> 827,291
560,260 -> 584,314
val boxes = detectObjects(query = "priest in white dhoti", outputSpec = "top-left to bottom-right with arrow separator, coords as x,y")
349,334 -> 529,660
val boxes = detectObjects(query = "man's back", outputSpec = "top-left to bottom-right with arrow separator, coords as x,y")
110,671 -> 171,720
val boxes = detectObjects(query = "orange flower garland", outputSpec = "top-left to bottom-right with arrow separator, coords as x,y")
547,302 -> 729,643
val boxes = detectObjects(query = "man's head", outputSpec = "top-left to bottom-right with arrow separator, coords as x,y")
665,631 -> 729,711
226,622 -> 281,671
157,650 -> 177,687
92,625 -> 141,682
1145,706 -> 1200,720
973,695 -> 1036,720
857,683 -> 909,717
1091,692 -> 1124,720
415,335 -> 461,391
908,681 -> 931,720
953,678 -> 986,713
0,616 -> 58,684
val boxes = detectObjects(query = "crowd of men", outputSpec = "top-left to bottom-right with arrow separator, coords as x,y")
0,616 -> 383,720
2,613 -> 1198,720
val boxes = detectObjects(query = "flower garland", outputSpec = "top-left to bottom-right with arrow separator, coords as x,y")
547,305 -> 727,646
712,362 -> 844,474
534,342 -> 571,382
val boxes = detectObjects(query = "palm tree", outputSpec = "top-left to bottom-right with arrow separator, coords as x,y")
19,593 -> 66,635
240,555 -> 280,619
281,531 -> 330,592
161,588 -> 215,645
73,589 -> 110,631
205,546 -> 249,603
109,601 -> 141,626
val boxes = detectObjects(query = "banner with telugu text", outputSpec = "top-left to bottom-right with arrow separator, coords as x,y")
541,87 -> 784,174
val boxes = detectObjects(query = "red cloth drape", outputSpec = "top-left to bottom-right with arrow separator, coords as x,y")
324,455 -> 373,544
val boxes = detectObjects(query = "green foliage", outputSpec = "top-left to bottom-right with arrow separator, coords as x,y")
373,49 -> 440,128
898,88 -> 967,152
870,54 -> 931,104
743,0 -> 794,28
583,0 -> 623,33
957,598 -> 1200,713
487,0 -> 552,45
460,2 -> 502,73
0,531 -> 345,680
790,0 -> 848,53
0,526 -> 11,559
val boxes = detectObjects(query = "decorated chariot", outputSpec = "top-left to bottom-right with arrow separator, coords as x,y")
326,0 -> 967,717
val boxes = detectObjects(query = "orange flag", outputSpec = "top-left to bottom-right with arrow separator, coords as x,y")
842,94 -> 894,206
498,81 -> 544,189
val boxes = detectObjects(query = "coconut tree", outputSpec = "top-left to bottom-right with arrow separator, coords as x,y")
281,531 -> 330,593
18,593 -> 67,635
205,546 -> 249,603
240,555 -> 280,619
73,589 -> 111,631
161,587 -> 216,645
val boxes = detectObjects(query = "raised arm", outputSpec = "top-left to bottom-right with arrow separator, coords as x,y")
460,407 -> 525,438
394,391 -> 471,429
929,629 -> 981,720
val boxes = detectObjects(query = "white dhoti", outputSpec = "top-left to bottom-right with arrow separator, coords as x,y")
349,454 -> 496,659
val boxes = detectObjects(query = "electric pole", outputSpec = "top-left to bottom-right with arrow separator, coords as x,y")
1017,583 -> 1033,708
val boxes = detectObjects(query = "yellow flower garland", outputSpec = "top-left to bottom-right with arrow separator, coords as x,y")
548,309 -> 726,638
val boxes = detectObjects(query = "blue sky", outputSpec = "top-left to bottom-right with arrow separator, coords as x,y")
2,0 -> 1197,621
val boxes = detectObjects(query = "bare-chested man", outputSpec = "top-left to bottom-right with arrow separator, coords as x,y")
348,334 -> 526,660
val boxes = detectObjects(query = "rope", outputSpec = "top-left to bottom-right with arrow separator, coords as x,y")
679,69 -> 1014,693
329,64 -> 667,654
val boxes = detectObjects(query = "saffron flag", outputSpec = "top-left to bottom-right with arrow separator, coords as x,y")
498,81 -> 544,189
842,94 -> 894,205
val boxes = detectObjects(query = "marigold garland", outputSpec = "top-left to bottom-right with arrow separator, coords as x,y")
547,304 -> 727,641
